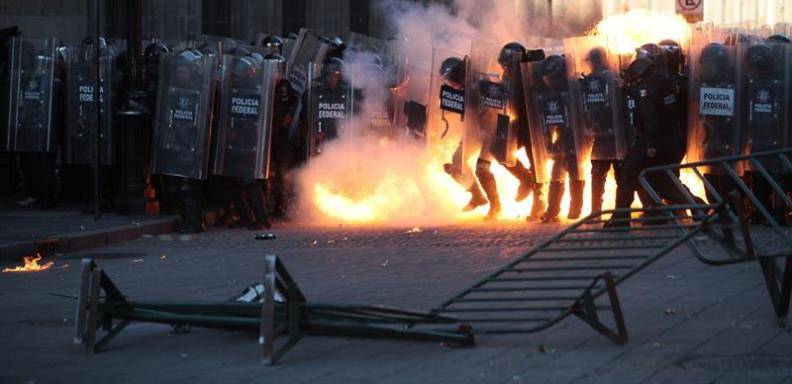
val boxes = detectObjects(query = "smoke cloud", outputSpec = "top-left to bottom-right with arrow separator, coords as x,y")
292,0 -> 602,227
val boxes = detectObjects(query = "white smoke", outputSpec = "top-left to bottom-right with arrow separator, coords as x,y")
292,0 -> 601,227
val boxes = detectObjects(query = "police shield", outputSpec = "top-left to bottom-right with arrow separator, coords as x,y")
7,37 -> 56,152
1,32 -> 19,151
394,58 -> 429,139
64,39 -> 120,165
564,36 -> 626,161
343,32 -> 386,55
348,56 -> 401,139
687,31 -> 746,174
744,41 -> 789,168
151,50 -> 216,180
212,55 -> 279,179
467,42 -> 517,167
427,47 -> 476,186
522,55 -> 587,183
287,29 -> 330,95
305,60 -> 354,157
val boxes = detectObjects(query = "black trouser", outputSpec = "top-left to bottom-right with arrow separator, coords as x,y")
615,141 -> 701,219
166,176 -> 204,233
747,170 -> 788,225
546,155 -> 584,218
238,178 -> 269,226
267,162 -> 292,218
591,159 -> 618,214
20,152 -> 57,205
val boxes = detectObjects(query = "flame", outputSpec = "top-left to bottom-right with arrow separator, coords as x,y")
309,132 -> 620,225
307,9 -> 699,226
593,10 -> 691,55
2,254 -> 54,273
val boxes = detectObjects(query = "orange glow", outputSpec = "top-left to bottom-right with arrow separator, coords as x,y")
2,254 -> 54,273
593,10 -> 691,55
310,132 -> 619,224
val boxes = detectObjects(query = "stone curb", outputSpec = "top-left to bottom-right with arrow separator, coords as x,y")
0,216 -> 178,262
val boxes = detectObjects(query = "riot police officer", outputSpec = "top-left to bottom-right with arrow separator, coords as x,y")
608,57 -> 699,227
659,39 -> 689,165
223,53 -> 272,229
142,42 -> 169,113
142,41 -> 170,208
151,49 -> 215,233
300,57 -> 352,156
259,35 -> 284,56
438,56 -> 489,213
64,37 -> 120,213
694,42 -> 743,206
744,40 -> 790,225
270,77 -> 301,218
579,46 -> 620,215
497,42 -> 545,219
535,55 -> 584,223
13,38 -> 60,209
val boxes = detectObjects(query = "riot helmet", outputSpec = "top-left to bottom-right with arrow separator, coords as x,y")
275,79 -> 293,103
144,41 -> 170,74
174,49 -> 204,87
541,55 -> 568,92
219,37 -> 238,54
265,53 -> 287,75
264,53 -> 286,63
766,34 -> 791,44
700,43 -> 731,82
498,42 -> 527,71
624,57 -> 654,83
144,41 -> 170,60
322,36 -> 346,59
79,36 -> 108,60
231,55 -> 258,81
636,43 -> 661,60
636,43 -> 668,73
659,39 -> 684,74
584,46 -> 608,72
321,57 -> 345,90
439,56 -> 465,90
724,32 -> 755,46
227,45 -> 251,57
259,35 -> 284,55
746,43 -> 773,79
248,52 -> 265,65
196,42 -> 218,56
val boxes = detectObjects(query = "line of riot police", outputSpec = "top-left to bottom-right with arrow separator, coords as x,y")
0,29 -> 360,233
2,26 -> 790,228
429,28 -> 790,225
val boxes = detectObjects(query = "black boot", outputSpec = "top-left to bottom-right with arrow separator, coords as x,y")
476,161 -> 501,220
567,179 -> 584,220
243,179 -> 271,230
591,172 -> 605,215
505,161 -> 534,202
528,183 -> 545,221
179,180 -> 205,234
463,183 -> 488,212
541,181 -> 563,223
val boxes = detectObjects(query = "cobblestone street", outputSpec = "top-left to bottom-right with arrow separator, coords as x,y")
1,222 -> 790,384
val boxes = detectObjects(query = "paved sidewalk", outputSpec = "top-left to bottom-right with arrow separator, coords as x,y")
0,204 -> 177,261
0,223 -> 790,383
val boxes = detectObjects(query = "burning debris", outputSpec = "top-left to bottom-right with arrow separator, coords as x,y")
2,254 -> 55,273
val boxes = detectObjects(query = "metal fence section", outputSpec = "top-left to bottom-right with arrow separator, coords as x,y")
432,202 -> 735,341
639,147 -> 792,326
